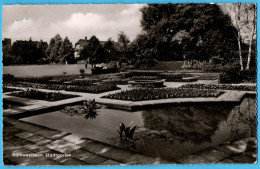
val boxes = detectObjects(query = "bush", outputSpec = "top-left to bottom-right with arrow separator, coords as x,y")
92,67 -> 120,74
145,59 -> 158,67
219,68 -> 256,84
3,74 -> 16,83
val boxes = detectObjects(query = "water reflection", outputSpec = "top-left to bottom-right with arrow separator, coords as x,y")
141,104 -> 232,145
125,96 -> 257,159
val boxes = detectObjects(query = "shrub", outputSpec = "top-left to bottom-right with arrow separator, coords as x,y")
3,74 -> 16,83
92,67 -> 120,74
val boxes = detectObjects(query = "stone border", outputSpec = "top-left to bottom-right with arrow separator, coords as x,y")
3,85 -> 256,116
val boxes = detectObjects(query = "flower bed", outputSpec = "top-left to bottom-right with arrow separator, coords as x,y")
10,89 -> 78,101
159,73 -> 197,82
7,82 -> 120,94
3,86 -> 22,93
65,83 -> 120,94
103,88 -> 224,101
180,84 -> 256,91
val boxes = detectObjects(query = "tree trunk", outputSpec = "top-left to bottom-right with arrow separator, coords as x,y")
245,6 -> 256,70
237,32 -> 244,71
245,38 -> 252,70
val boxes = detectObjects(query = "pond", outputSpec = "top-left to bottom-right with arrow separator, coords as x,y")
21,96 -> 256,160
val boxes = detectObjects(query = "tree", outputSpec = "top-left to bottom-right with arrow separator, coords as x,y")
46,34 -> 62,63
117,31 -> 131,62
36,40 -> 48,64
222,3 -> 256,70
46,38 -> 55,62
59,37 -> 75,64
138,4 -> 238,63
80,35 -> 105,64
103,38 -> 118,61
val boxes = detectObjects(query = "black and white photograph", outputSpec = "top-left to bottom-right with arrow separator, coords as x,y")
2,3 -> 257,165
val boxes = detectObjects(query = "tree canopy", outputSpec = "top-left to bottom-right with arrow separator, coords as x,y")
135,4 -> 239,62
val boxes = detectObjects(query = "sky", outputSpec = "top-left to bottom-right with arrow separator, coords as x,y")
2,4 -> 146,45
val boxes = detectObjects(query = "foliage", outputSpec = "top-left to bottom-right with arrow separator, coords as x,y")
7,81 -> 120,94
3,38 -> 48,65
80,35 -> 105,63
134,4 -> 238,63
3,74 -> 17,83
79,69 -> 85,78
59,37 -> 75,64
82,99 -> 101,120
117,122 -> 137,141
104,88 -> 223,101
65,83 -> 119,93
180,84 -> 256,91
11,88 -> 77,101
3,86 -> 21,93
47,34 -> 63,63
91,67 -> 120,74
103,38 -> 119,61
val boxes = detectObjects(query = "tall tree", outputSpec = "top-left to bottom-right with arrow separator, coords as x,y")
80,35 -> 105,63
46,37 -> 55,63
117,31 -> 131,62
36,40 -> 48,64
138,4 -> 238,63
222,3 -> 257,70
47,34 -> 62,63
103,38 -> 118,61
59,37 -> 75,64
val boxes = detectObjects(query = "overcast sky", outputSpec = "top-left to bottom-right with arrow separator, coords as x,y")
2,4 -> 146,44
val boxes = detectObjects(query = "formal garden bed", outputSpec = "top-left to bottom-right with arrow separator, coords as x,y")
103,88 -> 224,101
5,81 -> 120,94
10,89 -> 78,101
180,84 -> 256,91
3,100 -> 26,110
3,86 -> 22,93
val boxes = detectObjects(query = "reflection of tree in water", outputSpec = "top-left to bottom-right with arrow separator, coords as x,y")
229,96 -> 257,141
142,104 -> 233,145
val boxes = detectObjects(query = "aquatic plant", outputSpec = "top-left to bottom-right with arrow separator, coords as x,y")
82,99 -> 101,120
117,122 -> 137,141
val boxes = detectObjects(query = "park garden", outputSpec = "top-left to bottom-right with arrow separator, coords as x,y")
3,3 -> 257,165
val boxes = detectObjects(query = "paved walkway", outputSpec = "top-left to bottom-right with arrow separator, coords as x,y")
3,117 -> 172,165
3,116 -> 257,165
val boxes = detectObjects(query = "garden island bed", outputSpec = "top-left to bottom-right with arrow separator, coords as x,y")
3,86 -> 22,93
180,84 -> 256,91
6,82 -> 120,94
10,89 -> 79,102
103,88 -> 224,101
